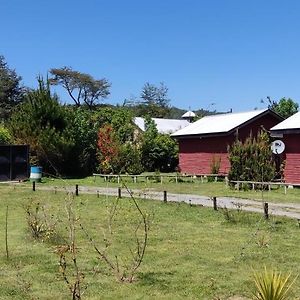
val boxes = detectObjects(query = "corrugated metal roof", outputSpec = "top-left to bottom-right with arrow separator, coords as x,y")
134,117 -> 190,134
271,111 -> 300,131
171,109 -> 268,137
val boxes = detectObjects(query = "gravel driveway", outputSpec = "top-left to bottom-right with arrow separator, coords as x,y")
36,185 -> 300,220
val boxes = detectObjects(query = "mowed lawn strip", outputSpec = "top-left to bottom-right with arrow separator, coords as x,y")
0,186 -> 299,299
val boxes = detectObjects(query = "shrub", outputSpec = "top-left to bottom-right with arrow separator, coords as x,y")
122,144 -> 144,175
97,124 -> 122,174
141,117 -> 178,172
228,131 -> 275,183
26,200 -> 57,242
252,266 -> 297,300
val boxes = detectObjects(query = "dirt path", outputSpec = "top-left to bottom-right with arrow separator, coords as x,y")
35,185 -> 300,220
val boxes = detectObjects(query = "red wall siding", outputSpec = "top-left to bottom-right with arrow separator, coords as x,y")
282,134 -> 300,184
179,136 -> 232,174
178,113 -> 281,175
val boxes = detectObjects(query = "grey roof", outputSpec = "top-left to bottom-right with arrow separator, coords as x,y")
271,111 -> 300,131
134,117 -> 190,134
171,109 -> 268,137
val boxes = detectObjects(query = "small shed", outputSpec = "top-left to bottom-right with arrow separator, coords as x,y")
171,109 -> 282,175
270,111 -> 300,184
0,145 -> 29,181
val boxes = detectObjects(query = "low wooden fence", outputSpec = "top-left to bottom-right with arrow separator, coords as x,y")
230,180 -> 300,194
92,173 -> 227,184
29,183 -> 280,220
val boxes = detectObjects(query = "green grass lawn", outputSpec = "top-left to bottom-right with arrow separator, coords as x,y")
25,174 -> 300,204
0,185 -> 299,299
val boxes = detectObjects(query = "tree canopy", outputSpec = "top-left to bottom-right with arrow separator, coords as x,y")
140,82 -> 170,118
125,82 -> 171,118
141,116 -> 178,172
265,96 -> 298,119
49,67 -> 111,109
0,55 -> 24,119
9,77 -> 74,175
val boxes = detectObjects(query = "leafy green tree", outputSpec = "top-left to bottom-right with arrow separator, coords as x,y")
228,131 -> 275,183
49,67 -> 110,109
121,144 -> 144,175
273,97 -> 298,119
67,107 -> 99,176
0,55 -> 25,119
94,107 -> 135,143
265,96 -> 298,119
9,77 -> 74,175
141,117 -> 178,172
96,107 -> 143,174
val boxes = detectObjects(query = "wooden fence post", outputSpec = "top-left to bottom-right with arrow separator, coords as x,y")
212,197 -> 217,211
75,184 -> 79,196
118,187 -> 122,199
264,202 -> 269,220
32,181 -> 35,192
163,190 -> 167,202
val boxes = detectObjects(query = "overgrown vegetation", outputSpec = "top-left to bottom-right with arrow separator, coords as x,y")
140,116 -> 178,172
5,74 -> 179,176
228,131 -> 276,184
26,200 -> 58,241
9,77 -> 74,174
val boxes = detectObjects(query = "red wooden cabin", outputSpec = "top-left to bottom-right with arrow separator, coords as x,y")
171,109 -> 282,175
271,111 -> 300,184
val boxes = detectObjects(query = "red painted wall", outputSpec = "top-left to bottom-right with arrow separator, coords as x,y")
281,134 -> 300,184
178,113 -> 281,175
179,136 -> 232,174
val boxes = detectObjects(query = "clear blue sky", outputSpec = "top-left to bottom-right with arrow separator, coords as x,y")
2,0 -> 300,112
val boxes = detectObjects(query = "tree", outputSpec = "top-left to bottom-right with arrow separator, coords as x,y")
9,77 -> 74,175
135,82 -> 170,118
141,117 -> 178,172
0,55 -> 24,119
228,131 -> 276,184
97,124 -> 122,174
94,107 -> 135,143
96,109 -> 143,174
67,107 -> 100,176
265,96 -> 298,119
49,67 -> 110,109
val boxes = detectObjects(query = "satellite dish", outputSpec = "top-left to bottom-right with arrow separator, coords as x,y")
271,140 -> 285,154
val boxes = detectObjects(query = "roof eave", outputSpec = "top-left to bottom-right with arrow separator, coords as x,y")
271,128 -> 300,135
171,131 -> 230,139
226,109 -> 284,135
